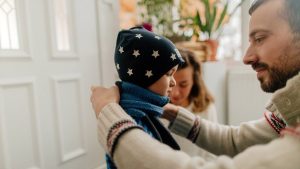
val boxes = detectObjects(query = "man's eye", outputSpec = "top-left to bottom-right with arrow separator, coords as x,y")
255,36 -> 264,44
255,38 -> 262,43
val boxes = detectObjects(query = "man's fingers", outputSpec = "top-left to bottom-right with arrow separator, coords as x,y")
90,96 -> 94,102
90,86 -> 96,92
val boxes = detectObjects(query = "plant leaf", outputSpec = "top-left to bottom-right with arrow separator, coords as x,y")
216,2 -> 228,30
203,0 -> 211,34
195,11 -> 206,32
208,5 -> 217,37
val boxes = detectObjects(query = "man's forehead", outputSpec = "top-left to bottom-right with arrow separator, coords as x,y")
250,0 -> 283,16
249,0 -> 283,33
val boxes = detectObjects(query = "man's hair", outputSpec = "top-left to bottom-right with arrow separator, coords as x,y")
248,0 -> 268,15
249,0 -> 300,35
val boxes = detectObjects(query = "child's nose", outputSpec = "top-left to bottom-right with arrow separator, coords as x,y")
170,77 -> 176,87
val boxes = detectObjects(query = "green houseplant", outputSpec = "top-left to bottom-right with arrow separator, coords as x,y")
137,0 -> 175,37
177,0 -> 246,61
193,0 -> 229,61
192,0 -> 246,40
194,0 -> 227,40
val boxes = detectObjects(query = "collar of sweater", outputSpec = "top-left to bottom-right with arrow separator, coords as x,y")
117,81 -> 169,118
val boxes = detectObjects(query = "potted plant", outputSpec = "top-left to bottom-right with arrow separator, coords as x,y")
136,0 -> 190,42
137,0 -> 175,37
178,0 -> 246,61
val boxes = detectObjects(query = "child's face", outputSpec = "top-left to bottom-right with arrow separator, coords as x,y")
147,65 -> 178,96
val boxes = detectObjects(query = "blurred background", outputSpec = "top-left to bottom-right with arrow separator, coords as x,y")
0,0 -> 271,168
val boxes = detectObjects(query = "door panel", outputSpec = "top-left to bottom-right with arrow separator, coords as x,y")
0,0 -> 104,168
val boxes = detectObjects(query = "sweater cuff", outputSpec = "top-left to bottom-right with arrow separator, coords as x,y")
266,72 -> 300,127
97,103 -> 134,153
266,101 -> 286,124
272,95 -> 300,126
169,106 -> 196,137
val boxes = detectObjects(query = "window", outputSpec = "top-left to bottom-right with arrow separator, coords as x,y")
0,0 -> 20,50
53,0 -> 71,51
217,0 -> 243,60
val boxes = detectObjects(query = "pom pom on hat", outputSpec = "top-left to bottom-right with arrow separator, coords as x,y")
114,27 -> 184,88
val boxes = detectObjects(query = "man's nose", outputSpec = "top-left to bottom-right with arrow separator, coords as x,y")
243,45 -> 258,65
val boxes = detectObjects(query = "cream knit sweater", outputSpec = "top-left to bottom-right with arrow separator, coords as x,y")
98,103 -> 300,169
97,73 -> 300,169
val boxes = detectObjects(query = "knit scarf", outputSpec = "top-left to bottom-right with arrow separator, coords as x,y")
106,81 -> 180,169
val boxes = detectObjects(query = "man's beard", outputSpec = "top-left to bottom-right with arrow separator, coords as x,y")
254,59 -> 300,93
254,38 -> 300,93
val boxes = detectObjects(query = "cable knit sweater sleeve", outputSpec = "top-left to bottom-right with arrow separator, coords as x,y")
97,103 -> 300,169
169,107 -> 278,156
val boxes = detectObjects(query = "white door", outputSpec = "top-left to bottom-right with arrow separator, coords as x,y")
0,0 -> 108,168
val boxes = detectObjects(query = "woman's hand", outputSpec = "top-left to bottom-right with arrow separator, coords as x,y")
162,103 -> 179,122
90,85 -> 120,118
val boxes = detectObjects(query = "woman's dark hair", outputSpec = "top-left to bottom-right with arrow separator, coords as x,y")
177,48 -> 214,113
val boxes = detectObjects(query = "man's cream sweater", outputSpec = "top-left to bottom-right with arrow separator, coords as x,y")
97,73 -> 300,169
97,103 -> 300,169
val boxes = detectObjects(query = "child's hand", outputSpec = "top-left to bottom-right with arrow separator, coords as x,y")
90,85 -> 120,118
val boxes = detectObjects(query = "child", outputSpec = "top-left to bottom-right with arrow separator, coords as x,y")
106,26 -> 184,169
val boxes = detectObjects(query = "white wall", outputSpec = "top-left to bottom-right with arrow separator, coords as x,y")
227,67 -> 272,125
202,61 -> 227,124
96,1 -> 121,167
203,61 -> 272,125
97,0 -> 120,87
241,0 -> 251,56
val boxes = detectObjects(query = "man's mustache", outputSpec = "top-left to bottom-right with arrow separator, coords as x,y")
252,62 -> 269,70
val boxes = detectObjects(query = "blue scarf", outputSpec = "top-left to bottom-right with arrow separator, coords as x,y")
106,81 -> 170,169
119,81 -> 169,116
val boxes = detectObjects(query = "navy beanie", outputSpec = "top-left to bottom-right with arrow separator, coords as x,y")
114,27 -> 184,88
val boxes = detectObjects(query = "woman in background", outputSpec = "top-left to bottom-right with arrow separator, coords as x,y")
169,48 -> 218,122
163,48 -> 218,159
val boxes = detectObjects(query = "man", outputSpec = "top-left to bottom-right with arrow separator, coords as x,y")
91,0 -> 300,168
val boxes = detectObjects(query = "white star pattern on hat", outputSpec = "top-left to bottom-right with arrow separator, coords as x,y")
116,64 -> 120,70
170,53 -> 177,60
154,35 -> 161,40
127,68 -> 133,76
145,70 -> 153,78
133,50 -> 140,57
152,50 -> 160,58
119,46 -> 124,53
135,34 -> 143,39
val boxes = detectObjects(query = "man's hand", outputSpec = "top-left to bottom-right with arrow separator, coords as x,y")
162,103 -> 179,122
90,85 -> 120,118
